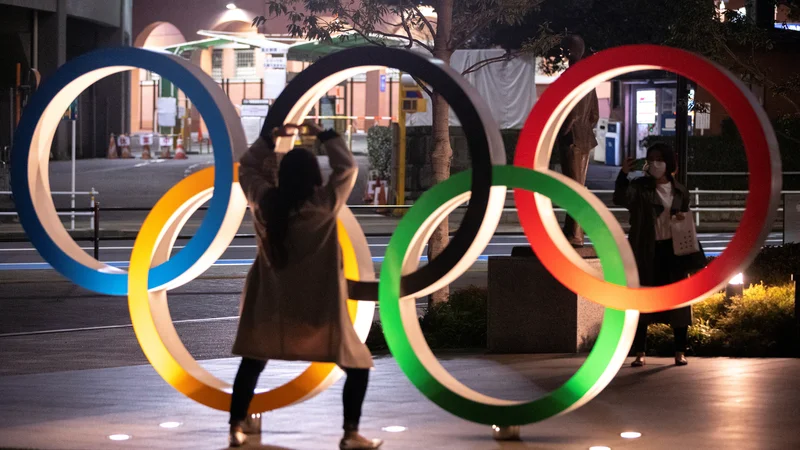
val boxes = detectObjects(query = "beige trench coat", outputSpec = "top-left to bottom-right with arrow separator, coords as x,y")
232,132 -> 373,369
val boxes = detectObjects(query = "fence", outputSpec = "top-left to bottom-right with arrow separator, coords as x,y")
0,190 -> 98,231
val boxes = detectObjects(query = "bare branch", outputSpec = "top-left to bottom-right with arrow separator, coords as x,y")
461,50 -> 523,75
408,1 -> 436,38
410,74 -> 433,97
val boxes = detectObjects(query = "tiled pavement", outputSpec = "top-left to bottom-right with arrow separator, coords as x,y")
1,354 -> 799,449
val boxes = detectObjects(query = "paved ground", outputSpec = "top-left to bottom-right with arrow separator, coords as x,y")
0,353 -> 798,449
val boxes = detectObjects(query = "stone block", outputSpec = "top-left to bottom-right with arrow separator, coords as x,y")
487,255 -> 605,353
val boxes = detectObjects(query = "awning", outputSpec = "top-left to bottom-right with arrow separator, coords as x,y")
287,33 -> 404,62
161,38 -> 230,53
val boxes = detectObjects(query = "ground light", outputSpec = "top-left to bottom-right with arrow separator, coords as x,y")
589,446 -> 611,450
226,3 -> 237,9
381,426 -> 407,433
107,434 -> 131,441
726,272 -> 745,298
620,431 -> 642,439
159,422 -> 182,429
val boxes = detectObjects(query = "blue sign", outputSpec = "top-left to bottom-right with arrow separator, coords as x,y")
380,74 -> 386,92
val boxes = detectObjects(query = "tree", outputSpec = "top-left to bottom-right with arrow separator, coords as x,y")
254,0 -> 542,305
482,0 -> 800,114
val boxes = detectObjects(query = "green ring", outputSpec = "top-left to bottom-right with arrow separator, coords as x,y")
378,165 -> 634,425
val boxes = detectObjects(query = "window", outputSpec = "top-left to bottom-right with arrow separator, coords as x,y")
212,49 -> 223,79
235,49 -> 256,79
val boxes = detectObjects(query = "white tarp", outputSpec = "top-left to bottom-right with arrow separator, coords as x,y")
406,49 -> 537,129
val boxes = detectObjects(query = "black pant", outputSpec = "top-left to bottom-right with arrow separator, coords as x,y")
632,239 -> 690,353
229,357 -> 370,431
633,324 -> 688,353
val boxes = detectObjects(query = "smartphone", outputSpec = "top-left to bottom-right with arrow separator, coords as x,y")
633,158 -> 647,171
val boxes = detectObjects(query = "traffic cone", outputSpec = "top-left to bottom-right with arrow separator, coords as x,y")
141,143 -> 151,160
174,137 -> 187,160
159,136 -> 171,159
375,179 -> 389,215
107,134 -> 118,159
119,134 -> 133,158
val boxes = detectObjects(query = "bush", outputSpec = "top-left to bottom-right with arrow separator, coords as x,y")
646,283 -> 798,357
367,126 -> 393,179
366,286 -> 487,352
745,243 -> 800,286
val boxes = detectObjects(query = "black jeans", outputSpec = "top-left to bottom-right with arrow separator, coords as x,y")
632,239 -> 690,354
229,357 -> 370,431
633,324 -> 688,353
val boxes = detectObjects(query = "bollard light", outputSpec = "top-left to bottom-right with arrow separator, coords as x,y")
726,272 -> 744,298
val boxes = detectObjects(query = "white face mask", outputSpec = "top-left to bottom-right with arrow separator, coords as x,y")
646,161 -> 667,179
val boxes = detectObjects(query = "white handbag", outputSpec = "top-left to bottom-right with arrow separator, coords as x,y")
671,211 -> 700,256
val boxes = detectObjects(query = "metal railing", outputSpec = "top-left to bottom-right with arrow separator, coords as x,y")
0,189 -> 98,230
0,188 -> 794,262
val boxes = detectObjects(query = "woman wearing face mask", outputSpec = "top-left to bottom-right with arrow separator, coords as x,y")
614,143 -> 703,367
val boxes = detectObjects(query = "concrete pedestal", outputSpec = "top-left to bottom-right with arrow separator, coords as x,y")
487,254 -> 605,353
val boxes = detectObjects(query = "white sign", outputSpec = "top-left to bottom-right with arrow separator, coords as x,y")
159,136 -> 173,148
157,97 -> 177,114
263,70 -> 287,100
695,102 -> 711,130
636,89 -> 657,124
117,135 -> 131,147
242,116 -> 265,145
140,134 -> 153,146
178,105 -> 186,118
158,113 -> 176,128
241,103 -> 269,117
261,47 -> 284,54
264,57 -> 287,70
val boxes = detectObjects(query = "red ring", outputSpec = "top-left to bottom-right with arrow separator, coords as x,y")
515,45 -> 781,312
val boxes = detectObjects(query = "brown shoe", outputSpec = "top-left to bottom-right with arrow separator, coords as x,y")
675,352 -> 688,366
631,352 -> 646,367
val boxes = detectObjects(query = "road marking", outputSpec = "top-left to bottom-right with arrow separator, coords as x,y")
0,255 -> 497,270
0,315 -> 241,338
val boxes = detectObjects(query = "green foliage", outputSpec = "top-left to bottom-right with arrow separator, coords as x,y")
366,286 -> 488,352
646,283 -> 798,357
421,285 -> 487,349
366,126 -> 393,179
483,1 -> 800,109
256,1 -> 541,59
745,243 -> 800,286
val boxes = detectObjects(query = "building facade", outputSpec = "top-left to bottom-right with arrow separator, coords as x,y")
0,0 -> 133,160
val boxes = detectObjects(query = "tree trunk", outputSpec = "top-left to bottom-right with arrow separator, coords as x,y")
428,0 -> 454,307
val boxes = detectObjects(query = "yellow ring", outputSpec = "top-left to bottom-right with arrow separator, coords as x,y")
128,165 -> 375,413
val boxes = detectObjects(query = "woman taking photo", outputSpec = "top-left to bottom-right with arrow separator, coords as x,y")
614,143 -> 704,367
229,123 -> 382,449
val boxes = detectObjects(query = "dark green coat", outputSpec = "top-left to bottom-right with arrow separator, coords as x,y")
613,171 -> 702,327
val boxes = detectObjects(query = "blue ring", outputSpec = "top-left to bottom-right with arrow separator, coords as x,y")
11,47 -> 233,295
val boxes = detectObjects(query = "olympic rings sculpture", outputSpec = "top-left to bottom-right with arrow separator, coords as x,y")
12,45 -> 780,427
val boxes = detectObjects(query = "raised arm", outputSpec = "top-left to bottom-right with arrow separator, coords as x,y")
613,157 -> 637,209
319,130 -> 357,212
238,136 -> 278,205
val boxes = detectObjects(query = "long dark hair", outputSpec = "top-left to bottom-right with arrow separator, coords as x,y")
647,143 -> 677,182
259,147 -> 322,269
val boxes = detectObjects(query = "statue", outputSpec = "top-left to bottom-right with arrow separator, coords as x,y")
557,35 -> 600,248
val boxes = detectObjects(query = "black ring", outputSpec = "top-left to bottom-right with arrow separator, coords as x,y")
263,46 -> 503,299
